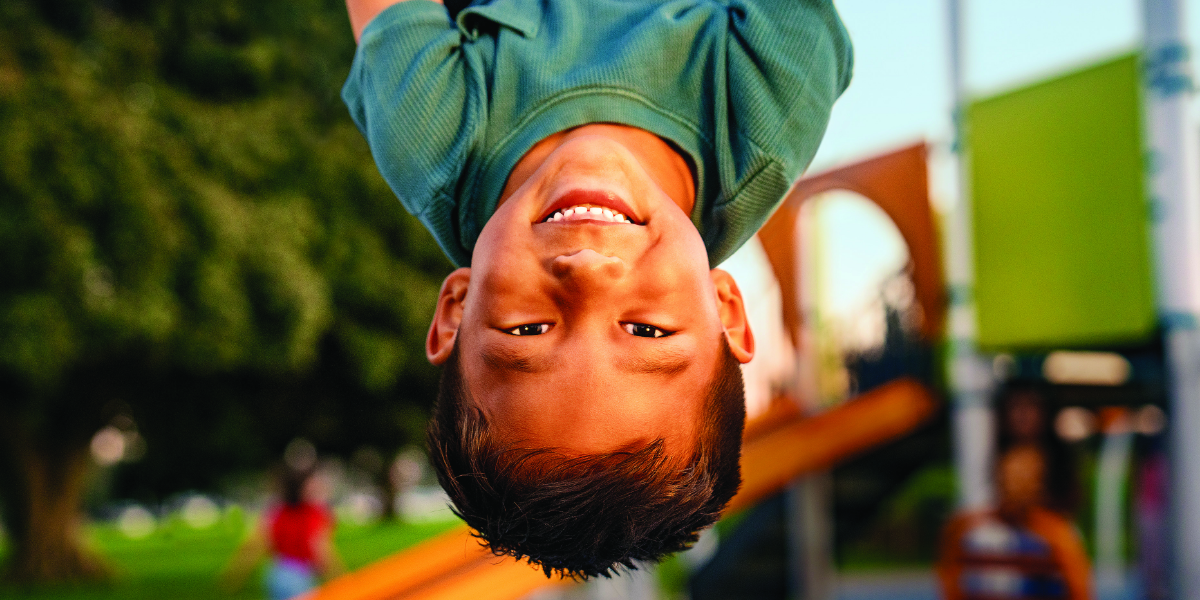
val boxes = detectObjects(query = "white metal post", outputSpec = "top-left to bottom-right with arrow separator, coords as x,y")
786,476 -> 834,600
787,201 -> 834,600
1093,426 -> 1135,592
1142,0 -> 1200,596
946,0 -> 995,511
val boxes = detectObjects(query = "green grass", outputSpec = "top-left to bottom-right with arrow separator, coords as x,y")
0,511 -> 460,599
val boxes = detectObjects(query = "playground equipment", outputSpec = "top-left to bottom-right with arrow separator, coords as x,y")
942,0 -> 1200,593
1143,1 -> 1200,594
968,55 -> 1152,350
758,143 -> 943,347
306,143 -> 947,600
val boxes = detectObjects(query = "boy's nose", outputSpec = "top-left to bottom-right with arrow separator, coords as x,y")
550,249 -> 628,290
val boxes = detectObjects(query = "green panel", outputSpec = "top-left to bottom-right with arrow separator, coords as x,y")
969,54 -> 1156,350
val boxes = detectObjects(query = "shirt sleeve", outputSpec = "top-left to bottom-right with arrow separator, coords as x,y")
341,1 -> 478,227
724,0 -> 852,169
700,0 -> 852,265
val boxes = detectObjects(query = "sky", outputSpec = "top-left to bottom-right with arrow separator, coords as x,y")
794,0 -> 1195,323
810,0 -> 1146,171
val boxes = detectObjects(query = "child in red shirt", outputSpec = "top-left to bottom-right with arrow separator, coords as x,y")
224,466 -> 344,600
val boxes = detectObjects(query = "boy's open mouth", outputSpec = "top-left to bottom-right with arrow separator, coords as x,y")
537,189 -> 644,225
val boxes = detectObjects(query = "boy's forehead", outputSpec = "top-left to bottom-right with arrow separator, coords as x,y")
472,379 -> 706,458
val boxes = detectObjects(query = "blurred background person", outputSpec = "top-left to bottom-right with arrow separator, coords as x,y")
995,383 -> 1080,516
223,463 -> 344,600
937,445 -> 1091,600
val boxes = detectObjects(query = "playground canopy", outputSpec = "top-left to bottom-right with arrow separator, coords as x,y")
969,54 -> 1156,351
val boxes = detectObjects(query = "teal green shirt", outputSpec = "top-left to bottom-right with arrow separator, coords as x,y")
343,0 -> 852,267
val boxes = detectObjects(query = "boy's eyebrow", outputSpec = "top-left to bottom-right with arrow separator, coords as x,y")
483,344 -> 549,374
617,347 -> 691,376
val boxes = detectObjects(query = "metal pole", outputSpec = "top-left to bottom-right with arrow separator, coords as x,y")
787,201 -> 833,600
946,0 -> 995,511
1143,0 -> 1200,596
1093,425 -> 1134,593
787,475 -> 834,600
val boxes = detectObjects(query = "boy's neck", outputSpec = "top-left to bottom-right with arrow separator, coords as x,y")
497,124 -> 696,215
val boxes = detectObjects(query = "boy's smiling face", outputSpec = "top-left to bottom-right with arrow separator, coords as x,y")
426,125 -> 754,457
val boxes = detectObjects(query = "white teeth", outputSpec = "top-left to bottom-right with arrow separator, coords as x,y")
543,205 -> 637,224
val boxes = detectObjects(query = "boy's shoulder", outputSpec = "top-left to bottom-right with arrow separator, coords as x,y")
343,0 -> 851,267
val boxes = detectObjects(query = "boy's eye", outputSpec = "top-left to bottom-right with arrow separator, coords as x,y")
623,323 -> 671,338
505,324 -> 550,336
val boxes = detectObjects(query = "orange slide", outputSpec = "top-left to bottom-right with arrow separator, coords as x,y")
305,377 -> 938,600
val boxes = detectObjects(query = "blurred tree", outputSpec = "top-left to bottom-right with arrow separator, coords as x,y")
0,0 -> 451,582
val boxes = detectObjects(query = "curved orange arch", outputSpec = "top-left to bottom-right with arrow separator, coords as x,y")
756,143 -> 945,346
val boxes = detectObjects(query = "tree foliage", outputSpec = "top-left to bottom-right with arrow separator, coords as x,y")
0,0 -> 452,580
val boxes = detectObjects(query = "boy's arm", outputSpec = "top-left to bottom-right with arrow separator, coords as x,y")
346,0 -> 443,42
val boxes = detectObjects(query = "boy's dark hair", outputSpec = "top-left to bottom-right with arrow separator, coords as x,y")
427,339 -> 746,579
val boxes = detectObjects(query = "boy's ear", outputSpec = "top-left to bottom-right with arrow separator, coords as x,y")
426,268 -> 471,365
711,269 -> 754,364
